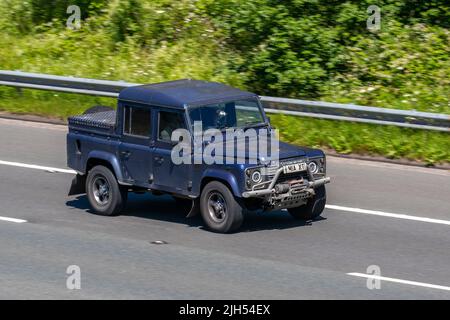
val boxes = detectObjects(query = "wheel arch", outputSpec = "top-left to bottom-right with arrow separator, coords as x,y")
200,171 -> 241,198
85,151 -> 125,183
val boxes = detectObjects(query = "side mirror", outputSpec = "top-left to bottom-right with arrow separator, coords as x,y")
267,116 -> 271,124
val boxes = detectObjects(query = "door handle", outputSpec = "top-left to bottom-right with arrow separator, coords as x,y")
154,156 -> 164,164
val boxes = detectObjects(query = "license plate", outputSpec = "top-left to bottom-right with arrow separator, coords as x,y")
283,162 -> 307,174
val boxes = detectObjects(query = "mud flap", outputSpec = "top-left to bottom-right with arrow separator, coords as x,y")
68,174 -> 86,196
311,196 -> 326,216
186,198 -> 200,218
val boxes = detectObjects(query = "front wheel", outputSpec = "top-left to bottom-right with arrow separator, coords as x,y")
288,185 -> 326,220
200,181 -> 244,233
86,165 -> 128,216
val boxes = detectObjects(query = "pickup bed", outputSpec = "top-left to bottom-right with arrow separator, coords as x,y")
67,79 -> 330,233
69,108 -> 116,132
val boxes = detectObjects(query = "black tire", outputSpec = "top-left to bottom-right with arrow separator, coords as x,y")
288,185 -> 326,220
86,165 -> 127,216
200,181 -> 244,233
83,105 -> 113,115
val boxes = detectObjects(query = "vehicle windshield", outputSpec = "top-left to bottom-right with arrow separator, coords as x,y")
188,99 -> 266,131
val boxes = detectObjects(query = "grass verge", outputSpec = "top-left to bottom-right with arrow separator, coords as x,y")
0,88 -> 448,165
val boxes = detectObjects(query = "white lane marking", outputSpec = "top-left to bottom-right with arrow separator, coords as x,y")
326,204 -> 450,226
0,160 -> 76,174
348,273 -> 450,292
0,216 -> 27,223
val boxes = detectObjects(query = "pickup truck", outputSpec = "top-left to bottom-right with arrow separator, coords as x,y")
67,79 -> 330,233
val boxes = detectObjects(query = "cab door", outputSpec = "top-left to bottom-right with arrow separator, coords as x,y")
119,104 -> 153,186
152,108 -> 191,194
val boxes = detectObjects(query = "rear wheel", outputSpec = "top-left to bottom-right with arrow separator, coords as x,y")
86,165 -> 127,216
200,181 -> 244,233
288,185 -> 326,220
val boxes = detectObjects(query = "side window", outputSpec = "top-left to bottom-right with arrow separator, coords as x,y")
123,105 -> 151,138
158,111 -> 186,142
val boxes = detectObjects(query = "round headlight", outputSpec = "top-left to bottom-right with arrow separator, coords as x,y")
308,161 -> 319,174
251,170 -> 262,183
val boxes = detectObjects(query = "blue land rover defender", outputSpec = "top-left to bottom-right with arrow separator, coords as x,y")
67,80 -> 330,233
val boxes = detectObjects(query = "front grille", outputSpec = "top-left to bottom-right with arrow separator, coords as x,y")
280,157 -> 307,166
263,166 -> 279,176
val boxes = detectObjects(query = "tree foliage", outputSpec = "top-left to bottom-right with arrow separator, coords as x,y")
0,0 -> 448,111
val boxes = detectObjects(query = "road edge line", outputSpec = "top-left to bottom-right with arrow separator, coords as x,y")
347,272 -> 450,292
326,204 -> 450,226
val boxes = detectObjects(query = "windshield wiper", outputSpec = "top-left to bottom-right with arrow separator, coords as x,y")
242,122 -> 268,130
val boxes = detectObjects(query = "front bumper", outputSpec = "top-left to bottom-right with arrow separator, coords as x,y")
241,166 -> 330,199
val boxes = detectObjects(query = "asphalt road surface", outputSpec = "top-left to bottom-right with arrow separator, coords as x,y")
0,118 -> 449,299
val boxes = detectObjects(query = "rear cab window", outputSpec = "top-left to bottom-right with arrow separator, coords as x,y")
123,105 -> 152,138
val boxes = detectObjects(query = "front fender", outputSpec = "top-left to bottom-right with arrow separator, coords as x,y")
201,169 -> 242,197
85,150 -> 125,182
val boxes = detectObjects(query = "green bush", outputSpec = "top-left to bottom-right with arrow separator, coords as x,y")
0,0 -> 33,34
202,0 -> 449,103
29,0 -> 107,25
